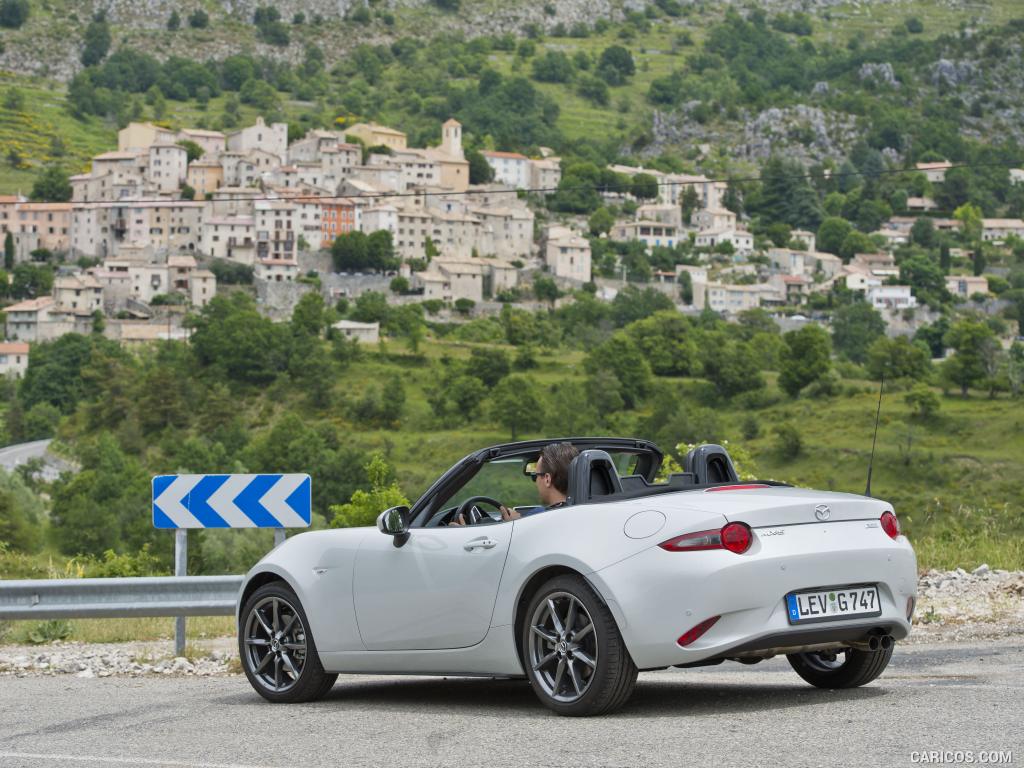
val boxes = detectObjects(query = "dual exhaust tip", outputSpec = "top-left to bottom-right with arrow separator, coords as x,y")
851,632 -> 894,652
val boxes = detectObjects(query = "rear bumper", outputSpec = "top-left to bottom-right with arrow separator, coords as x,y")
589,520 -> 917,669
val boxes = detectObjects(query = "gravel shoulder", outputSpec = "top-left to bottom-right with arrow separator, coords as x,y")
1,567 -> 1021,679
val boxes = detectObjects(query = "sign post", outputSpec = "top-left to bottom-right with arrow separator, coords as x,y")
174,529 -> 187,656
152,474 -> 312,657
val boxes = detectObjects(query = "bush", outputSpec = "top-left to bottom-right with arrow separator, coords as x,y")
741,414 -> 760,440
905,384 -> 940,421
773,423 -> 803,460
189,9 -> 209,28
0,0 -> 30,29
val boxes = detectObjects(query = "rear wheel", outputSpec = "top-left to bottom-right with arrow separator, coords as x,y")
787,645 -> 893,688
239,582 -> 337,703
522,574 -> 637,716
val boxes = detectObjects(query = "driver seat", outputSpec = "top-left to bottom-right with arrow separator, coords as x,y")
566,449 -> 622,505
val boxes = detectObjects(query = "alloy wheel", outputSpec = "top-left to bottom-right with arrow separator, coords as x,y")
243,595 -> 308,692
528,591 -> 599,703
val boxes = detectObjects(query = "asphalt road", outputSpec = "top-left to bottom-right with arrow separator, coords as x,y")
0,439 -> 68,482
0,639 -> 1020,768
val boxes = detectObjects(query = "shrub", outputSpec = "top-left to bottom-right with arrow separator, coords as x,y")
773,423 -> 803,460
0,0 -> 30,29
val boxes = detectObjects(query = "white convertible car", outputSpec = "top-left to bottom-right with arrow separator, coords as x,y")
236,438 -> 917,716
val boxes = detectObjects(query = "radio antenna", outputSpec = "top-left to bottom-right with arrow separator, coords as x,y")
865,374 -> 885,497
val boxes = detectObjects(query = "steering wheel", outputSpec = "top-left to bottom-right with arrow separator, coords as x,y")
453,496 -> 505,526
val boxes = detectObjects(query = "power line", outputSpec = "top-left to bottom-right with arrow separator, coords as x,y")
56,159 -> 1020,207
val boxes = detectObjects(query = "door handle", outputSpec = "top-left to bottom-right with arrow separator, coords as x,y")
464,537 -> 498,551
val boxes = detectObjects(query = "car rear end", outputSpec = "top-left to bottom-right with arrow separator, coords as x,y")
589,485 -> 917,670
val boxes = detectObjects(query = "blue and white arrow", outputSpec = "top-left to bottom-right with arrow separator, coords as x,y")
152,474 -> 312,529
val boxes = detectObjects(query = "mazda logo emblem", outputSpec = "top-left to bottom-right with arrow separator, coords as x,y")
814,504 -> 831,521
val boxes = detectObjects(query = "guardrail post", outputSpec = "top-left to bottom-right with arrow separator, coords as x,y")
174,529 -> 187,657
273,528 -> 286,548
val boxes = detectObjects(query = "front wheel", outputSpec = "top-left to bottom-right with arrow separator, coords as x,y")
522,574 -> 637,716
238,581 -> 337,703
787,645 -> 893,689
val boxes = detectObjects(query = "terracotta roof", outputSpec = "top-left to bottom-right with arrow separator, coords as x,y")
2,296 -> 54,313
0,342 -> 30,355
482,150 -> 528,161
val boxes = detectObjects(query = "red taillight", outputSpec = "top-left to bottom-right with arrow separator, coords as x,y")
880,511 -> 900,539
704,484 -> 771,493
677,616 -> 720,646
659,522 -> 753,554
721,522 -> 752,554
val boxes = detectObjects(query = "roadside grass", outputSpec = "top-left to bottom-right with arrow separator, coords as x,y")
0,615 -> 235,646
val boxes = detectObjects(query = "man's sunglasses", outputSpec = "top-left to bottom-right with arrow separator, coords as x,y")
527,471 -> 549,481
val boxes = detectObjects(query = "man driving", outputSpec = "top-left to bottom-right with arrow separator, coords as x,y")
450,442 -> 579,525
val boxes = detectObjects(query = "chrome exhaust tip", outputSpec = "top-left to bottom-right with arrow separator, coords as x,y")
880,634 -> 893,650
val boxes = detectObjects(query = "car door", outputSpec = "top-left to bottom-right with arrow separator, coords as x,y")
352,522 -> 514,651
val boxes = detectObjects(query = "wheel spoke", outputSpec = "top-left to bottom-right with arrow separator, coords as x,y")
564,597 -> 578,634
279,613 -> 298,638
532,651 -> 557,672
245,637 -> 270,646
280,651 -> 300,679
274,655 -> 281,689
547,598 -> 564,635
272,599 -> 280,633
531,625 -> 558,644
573,622 -> 594,642
573,649 -> 596,669
254,652 -> 273,674
551,657 -> 566,694
254,610 -> 273,638
567,659 -> 583,696
282,641 -> 305,651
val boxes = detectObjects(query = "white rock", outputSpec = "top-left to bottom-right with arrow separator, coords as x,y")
973,564 -> 990,576
75,668 -> 94,678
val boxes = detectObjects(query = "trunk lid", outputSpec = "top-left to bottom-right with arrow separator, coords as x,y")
692,486 -> 892,528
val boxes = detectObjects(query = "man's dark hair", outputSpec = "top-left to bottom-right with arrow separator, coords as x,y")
539,442 -> 579,494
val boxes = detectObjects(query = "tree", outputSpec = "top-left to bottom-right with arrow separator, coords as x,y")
831,301 -> 885,363
30,165 -> 72,202
389,276 -> 409,294
533,274 -> 560,306
531,50 -> 574,83
597,45 -> 635,84
865,336 -> 931,381
838,230 -> 876,262
588,207 -> 614,236
935,167 -> 969,210
584,331 -> 652,408
468,348 -> 510,388
578,75 -> 609,106
329,453 -> 409,528
0,469 -> 45,552
942,319 -> 996,396
904,384 -> 940,420
631,172 -> 659,200
953,202 -> 983,244
189,9 -> 209,28
490,375 -> 545,440
188,293 -> 290,384
0,0 -> 29,28
757,156 -> 823,230
10,263 -> 53,299
81,15 -> 112,66
900,252 -> 948,307
467,150 -> 494,184
701,336 -> 765,398
779,325 -> 832,397
3,231 -> 13,271
167,9 -> 181,30
816,216 -> 853,256
910,217 -> 935,248
177,140 -> 204,163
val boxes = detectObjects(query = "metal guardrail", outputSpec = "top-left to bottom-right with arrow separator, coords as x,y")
0,576 -> 244,621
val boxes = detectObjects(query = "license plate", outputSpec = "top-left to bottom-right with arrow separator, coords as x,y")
785,585 -> 881,624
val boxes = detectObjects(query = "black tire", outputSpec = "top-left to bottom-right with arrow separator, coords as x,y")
787,645 -> 894,689
238,581 -> 337,703
521,574 -> 637,716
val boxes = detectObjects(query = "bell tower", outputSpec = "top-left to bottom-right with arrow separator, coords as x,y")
441,118 -> 463,159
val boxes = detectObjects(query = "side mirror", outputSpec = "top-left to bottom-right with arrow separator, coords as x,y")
376,506 -> 410,547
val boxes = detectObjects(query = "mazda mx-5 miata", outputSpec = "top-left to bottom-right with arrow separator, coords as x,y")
236,438 -> 917,716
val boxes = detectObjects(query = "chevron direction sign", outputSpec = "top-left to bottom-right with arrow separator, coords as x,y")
152,474 -> 312,529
